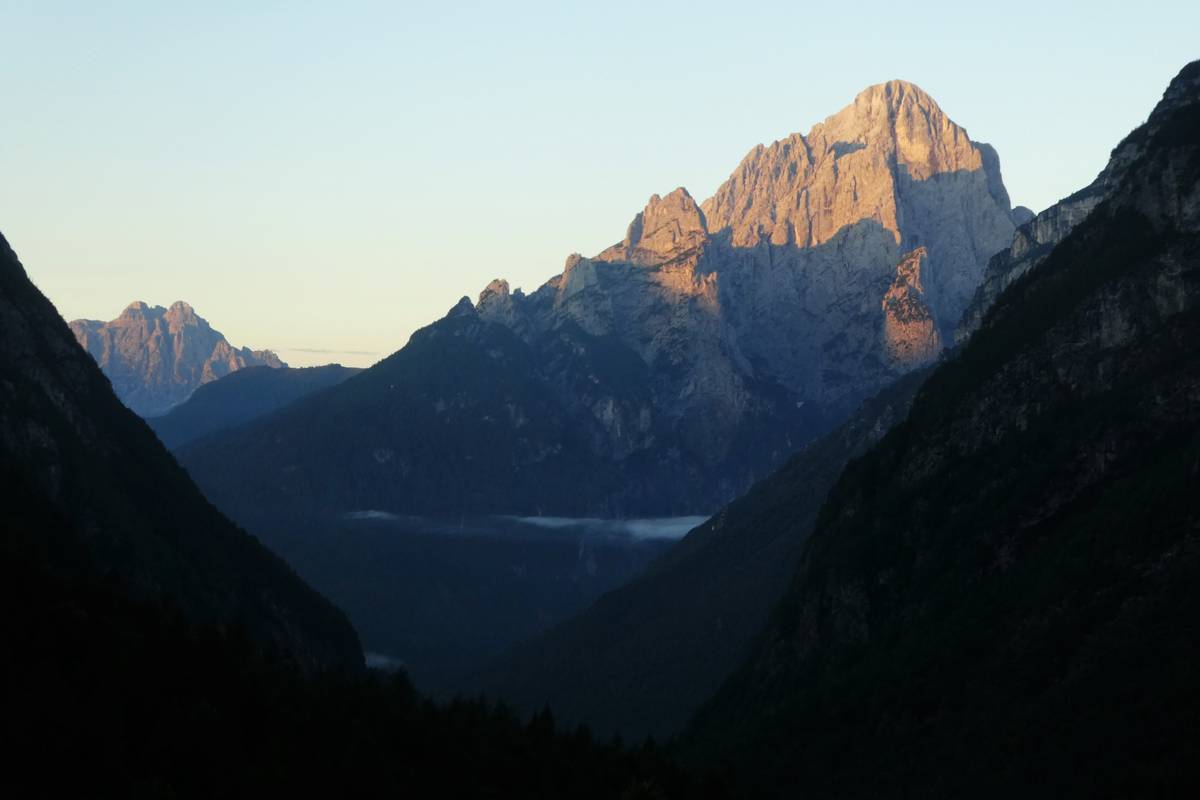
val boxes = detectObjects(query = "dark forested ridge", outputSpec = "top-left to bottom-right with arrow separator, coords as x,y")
176,307 -> 650,517
148,362 -> 360,448
682,60 -> 1200,797
3,560 -> 731,799
244,511 -> 679,694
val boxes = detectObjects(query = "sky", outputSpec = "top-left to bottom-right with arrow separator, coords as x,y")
2,1 -> 1197,367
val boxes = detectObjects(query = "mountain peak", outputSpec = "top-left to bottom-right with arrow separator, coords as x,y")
476,278 -> 516,324
852,79 -> 941,111
165,300 -> 204,329
121,300 -> 153,316
600,186 -> 708,265
700,80 -> 1013,337
70,301 -> 284,416
448,295 -> 477,318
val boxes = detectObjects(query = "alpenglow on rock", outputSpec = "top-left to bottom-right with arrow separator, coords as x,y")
179,80 -> 1022,518
475,80 -> 1021,485
70,301 -> 284,416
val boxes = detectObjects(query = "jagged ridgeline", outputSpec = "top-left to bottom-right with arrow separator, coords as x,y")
682,60 -> 1200,797
71,301 -> 284,417
179,81 -> 1025,518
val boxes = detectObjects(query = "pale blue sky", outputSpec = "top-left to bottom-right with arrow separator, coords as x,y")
2,1 -> 1196,366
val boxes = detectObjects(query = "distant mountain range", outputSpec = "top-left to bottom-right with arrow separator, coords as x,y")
70,301 -> 283,416
178,80 -> 1025,520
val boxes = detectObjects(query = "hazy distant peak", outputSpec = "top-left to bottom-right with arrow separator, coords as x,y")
448,295 -> 477,318
69,300 -> 284,416
121,300 -> 153,316
479,278 -> 510,301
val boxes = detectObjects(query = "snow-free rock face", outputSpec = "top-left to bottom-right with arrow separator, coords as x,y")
882,248 -> 942,366
702,80 -> 1018,336
182,80 -> 1021,518
476,80 -> 1017,488
70,301 -> 284,416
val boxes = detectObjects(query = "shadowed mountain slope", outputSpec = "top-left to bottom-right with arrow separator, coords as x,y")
148,363 -> 360,449
476,368 -> 929,739
0,232 -> 361,673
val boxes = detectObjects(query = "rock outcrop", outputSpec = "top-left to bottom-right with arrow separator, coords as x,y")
882,248 -> 942,366
70,301 -> 284,416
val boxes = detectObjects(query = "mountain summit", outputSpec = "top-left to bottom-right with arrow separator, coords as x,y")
702,79 -> 1016,337
70,301 -> 284,417
180,82 -> 1018,518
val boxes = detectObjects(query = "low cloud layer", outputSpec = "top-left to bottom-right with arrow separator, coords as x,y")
513,515 -> 708,541
341,512 -> 708,541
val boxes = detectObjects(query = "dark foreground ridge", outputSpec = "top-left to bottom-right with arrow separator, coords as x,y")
3,560 -> 729,798
0,232 -> 732,798
0,232 -> 360,673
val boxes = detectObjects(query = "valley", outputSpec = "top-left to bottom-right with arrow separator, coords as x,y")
3,13 -> 1198,795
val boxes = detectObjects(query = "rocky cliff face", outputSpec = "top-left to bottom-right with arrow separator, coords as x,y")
70,301 -> 284,417
684,61 -> 1200,797
471,80 -> 1017,497
882,248 -> 942,366
702,81 -> 1017,340
181,81 -> 1019,518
